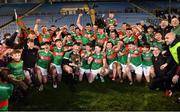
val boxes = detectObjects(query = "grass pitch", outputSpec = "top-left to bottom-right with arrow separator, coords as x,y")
9,77 -> 180,111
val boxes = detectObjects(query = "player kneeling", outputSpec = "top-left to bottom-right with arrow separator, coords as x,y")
50,39 -> 64,88
79,43 -> 92,82
142,44 -> 154,83
105,42 -> 120,81
88,45 -> 109,83
36,43 -> 53,91
126,43 -> 143,85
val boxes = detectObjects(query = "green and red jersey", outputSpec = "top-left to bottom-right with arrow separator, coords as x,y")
145,33 -> 154,44
142,50 -> 153,66
108,37 -> 120,45
91,53 -> 105,70
123,35 -> 137,45
129,49 -> 142,66
117,46 -> 129,65
94,33 -> 108,46
70,31 -> 76,37
38,33 -> 51,45
52,47 -> 64,65
105,49 -> 117,65
7,60 -> 25,80
80,50 -> 92,69
105,18 -> 117,26
0,83 -> 13,111
150,41 -> 163,51
37,50 -> 53,69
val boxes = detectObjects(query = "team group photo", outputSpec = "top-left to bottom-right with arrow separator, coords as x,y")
0,0 -> 180,111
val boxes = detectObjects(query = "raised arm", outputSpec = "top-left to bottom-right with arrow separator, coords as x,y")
34,19 -> 41,36
76,13 -> 83,30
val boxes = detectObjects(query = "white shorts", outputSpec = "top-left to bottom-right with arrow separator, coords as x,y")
142,65 -> 152,76
109,61 -> 117,70
80,68 -> 91,75
36,65 -> 48,76
91,68 -> 102,75
117,62 -> 127,73
24,68 -> 34,77
121,64 -> 127,73
51,63 -> 62,75
130,64 -> 142,76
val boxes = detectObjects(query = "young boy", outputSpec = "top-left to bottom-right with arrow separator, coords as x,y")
142,44 -> 154,83
104,13 -> 118,27
88,45 -> 109,83
7,49 -> 28,91
36,43 -> 53,91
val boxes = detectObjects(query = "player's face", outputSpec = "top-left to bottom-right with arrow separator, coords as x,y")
27,41 -> 34,49
73,45 -> 80,52
109,13 -> 114,19
160,20 -> 168,28
75,29 -> 80,34
128,44 -> 135,51
41,27 -> 48,33
147,28 -> 153,34
56,41 -> 62,48
51,26 -> 56,32
126,30 -> 132,35
153,48 -> 160,57
66,35 -> 72,40
109,25 -> 115,31
122,24 -> 127,30
63,28 -> 67,33
95,46 -> 101,53
110,32 -> 116,38
98,28 -> 104,34
106,43 -> 112,50
142,47 -> 149,52
171,18 -> 179,27
85,45 -> 91,51
86,25 -> 91,31
28,33 -> 36,39
155,33 -> 162,41
132,27 -> 139,33
70,26 -> 75,31
44,45 -> 50,51
12,53 -> 21,62
93,25 -> 98,31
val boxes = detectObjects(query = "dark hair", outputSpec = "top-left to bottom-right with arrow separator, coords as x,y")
86,23 -> 91,26
27,39 -> 34,43
55,39 -> 62,42
75,27 -> 80,30
128,42 -> 135,45
70,24 -> 75,27
143,43 -> 150,49
3,33 -> 11,38
86,43 -> 93,48
126,28 -> 132,30
51,25 -> 56,27
11,49 -> 21,55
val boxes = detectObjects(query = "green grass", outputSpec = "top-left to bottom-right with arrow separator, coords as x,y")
9,78 -> 180,111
